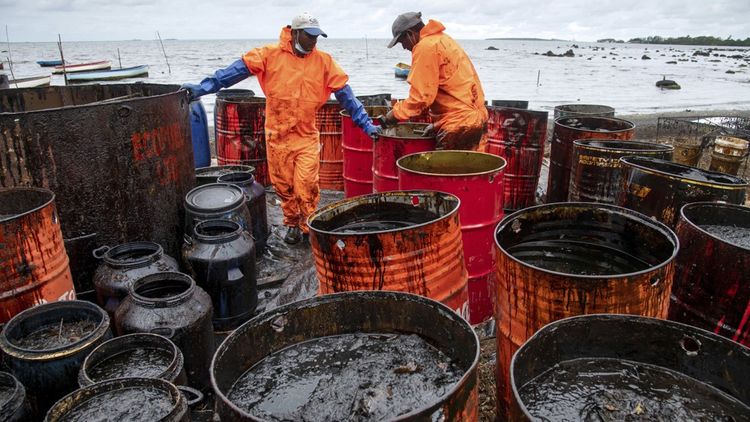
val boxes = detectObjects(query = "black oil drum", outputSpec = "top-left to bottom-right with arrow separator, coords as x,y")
0,371 -> 30,422
217,171 -> 268,253
184,183 -> 252,239
195,165 -> 255,186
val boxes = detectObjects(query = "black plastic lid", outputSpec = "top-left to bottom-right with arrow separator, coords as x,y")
185,183 -> 245,213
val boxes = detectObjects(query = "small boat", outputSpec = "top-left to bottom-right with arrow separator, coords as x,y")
37,59 -> 64,67
6,75 -> 51,88
67,65 -> 149,82
52,60 -> 112,74
394,62 -> 410,79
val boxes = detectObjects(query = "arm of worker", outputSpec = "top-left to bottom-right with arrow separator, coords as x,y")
334,85 -> 382,140
181,59 -> 251,100
388,44 -> 440,124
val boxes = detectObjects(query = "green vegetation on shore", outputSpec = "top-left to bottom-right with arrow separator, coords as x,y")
627,35 -> 750,47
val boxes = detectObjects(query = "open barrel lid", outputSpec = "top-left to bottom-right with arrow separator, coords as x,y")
185,183 -> 245,213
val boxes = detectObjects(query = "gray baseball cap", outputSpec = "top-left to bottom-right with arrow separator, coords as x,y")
387,11 -> 423,48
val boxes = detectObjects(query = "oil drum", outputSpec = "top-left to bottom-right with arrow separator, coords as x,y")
373,123 -> 435,192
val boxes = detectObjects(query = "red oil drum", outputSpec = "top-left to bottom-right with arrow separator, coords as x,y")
308,191 -> 469,319
485,106 -> 548,211
0,188 -> 76,323
670,202 -> 750,346
341,106 -> 389,198
317,101 -> 344,191
214,90 -> 269,186
546,116 -> 635,203
373,123 -> 435,192
398,151 -> 506,324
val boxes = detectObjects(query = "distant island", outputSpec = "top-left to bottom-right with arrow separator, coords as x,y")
599,35 -> 750,47
486,37 -> 568,41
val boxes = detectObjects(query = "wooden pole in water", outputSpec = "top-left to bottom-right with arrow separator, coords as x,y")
5,25 -> 17,86
156,31 -> 171,74
117,48 -> 122,69
57,34 -> 68,86
536,70 -> 540,87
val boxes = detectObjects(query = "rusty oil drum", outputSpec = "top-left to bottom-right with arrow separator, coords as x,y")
398,151 -> 506,324
373,123 -> 435,192
546,116 -> 635,203
493,202 -> 678,418
0,84 -> 195,293
552,103 -> 614,119
317,101 -> 344,191
569,139 -> 674,203
0,188 -> 75,323
214,90 -> 269,186
709,135 -> 749,176
510,314 -> 750,421
485,106 -> 548,211
617,156 -> 748,228
211,291 -> 479,421
308,191 -> 469,318
670,202 -> 750,346
341,106 -> 389,198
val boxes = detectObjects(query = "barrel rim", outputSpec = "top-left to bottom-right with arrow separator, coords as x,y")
0,187 -> 55,223
573,139 -> 674,154
554,116 -> 635,133
210,290 -> 480,421
494,202 -> 679,279
620,156 -> 749,189
381,122 -> 433,140
679,202 -> 750,251
0,300 -> 110,361
553,103 -> 615,114
193,219 -> 243,243
396,150 -> 508,177
486,106 -> 549,119
130,272 -> 196,308
307,190 -> 461,236
509,313 -> 750,419
195,165 -> 256,178
184,183 -> 246,214
0,371 -> 24,414
99,241 -> 164,269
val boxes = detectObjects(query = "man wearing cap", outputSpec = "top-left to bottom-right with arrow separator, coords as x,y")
183,13 -> 381,244
382,12 -> 488,151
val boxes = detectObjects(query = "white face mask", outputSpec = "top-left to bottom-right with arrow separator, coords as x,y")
294,31 -> 312,56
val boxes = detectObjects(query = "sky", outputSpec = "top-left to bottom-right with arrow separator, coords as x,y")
3,0 -> 750,43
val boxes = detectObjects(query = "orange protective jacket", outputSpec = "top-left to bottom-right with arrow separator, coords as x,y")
392,20 -> 488,134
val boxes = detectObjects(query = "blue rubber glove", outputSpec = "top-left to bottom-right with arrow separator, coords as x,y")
181,59 -> 251,100
334,84 -> 380,139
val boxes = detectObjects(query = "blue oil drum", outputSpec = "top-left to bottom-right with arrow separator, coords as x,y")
190,99 -> 211,168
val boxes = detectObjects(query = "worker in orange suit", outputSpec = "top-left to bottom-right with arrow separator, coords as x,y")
381,12 -> 488,151
183,13 -> 381,244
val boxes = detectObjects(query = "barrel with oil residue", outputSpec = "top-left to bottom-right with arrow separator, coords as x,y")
546,116 -> 635,203
195,165 -> 254,186
215,90 -> 269,186
670,202 -> 750,346
709,135 -> 749,176
0,84 -> 195,294
342,106 -> 389,197
491,100 -> 528,109
552,103 -> 614,119
510,314 -> 750,421
493,202 -> 678,418
617,156 -> 748,228
398,151 -> 506,324
308,191 -> 469,318
0,371 -> 30,422
0,188 -> 76,324
317,101 -> 344,191
485,107 -> 548,210
211,291 -> 479,421
373,123 -> 435,192
569,139 -> 674,203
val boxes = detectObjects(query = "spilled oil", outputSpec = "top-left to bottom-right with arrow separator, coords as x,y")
507,240 -> 651,275
316,202 -> 439,233
519,358 -> 750,421
227,333 -> 462,421
13,319 -> 97,350
88,348 -> 173,383
700,224 -> 750,249
59,386 -> 173,421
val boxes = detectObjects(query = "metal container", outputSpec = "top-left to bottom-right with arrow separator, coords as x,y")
184,183 -> 252,239
485,107 -> 548,210
0,187 -> 76,324
115,272 -> 214,391
552,103 -> 615,119
317,101 -> 344,191
45,377 -> 188,422
308,191 -> 469,318
569,139 -> 674,203
92,241 -> 179,323
546,116 -> 636,203
618,156 -> 748,228
195,164 -> 254,186
0,371 -> 30,422
670,202 -> 750,346
0,84 -> 195,293
373,123 -> 435,192
493,203 -> 678,418
217,171 -> 268,252
0,300 -> 112,417
78,332 -> 186,387
341,106 -> 389,198
490,100 -> 529,109
709,135 -> 749,175
211,291 -> 479,421
214,90 -> 269,186
672,136 -> 703,166
398,151 -> 506,324
182,220 -> 257,331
